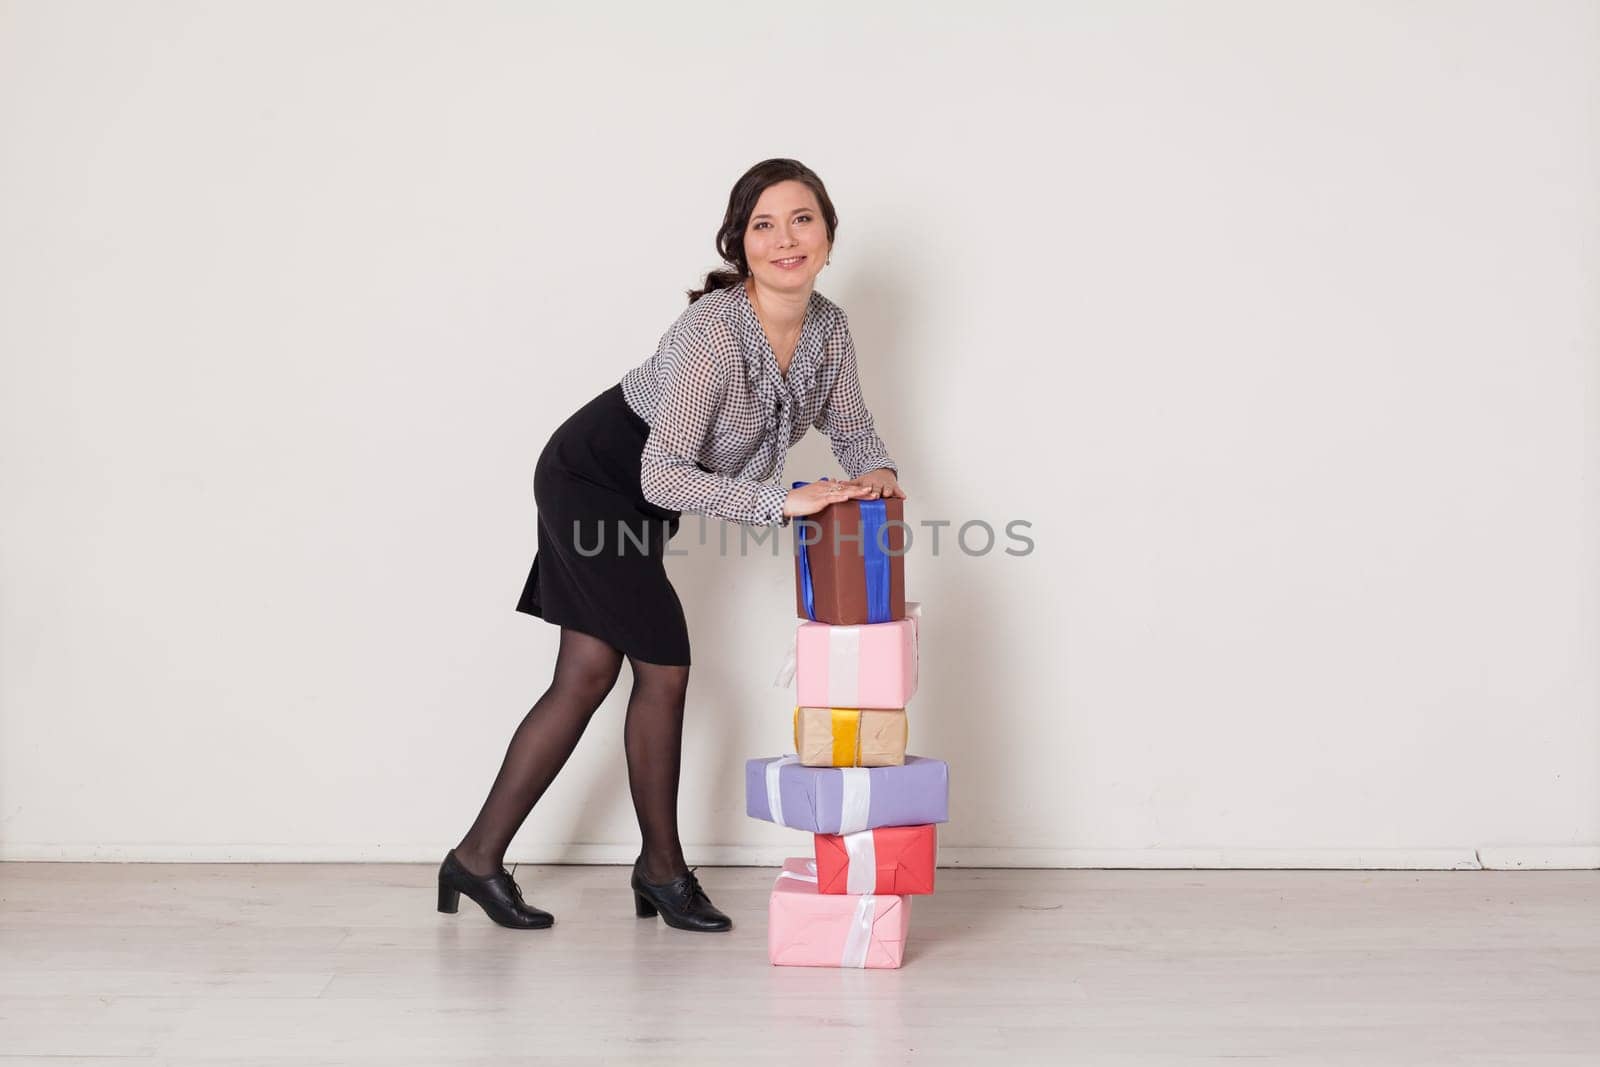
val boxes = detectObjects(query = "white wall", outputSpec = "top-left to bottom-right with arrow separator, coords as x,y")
2,0 -> 1595,869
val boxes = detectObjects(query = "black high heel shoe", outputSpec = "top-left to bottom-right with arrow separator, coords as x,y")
437,849 -> 554,929
630,856 -> 732,932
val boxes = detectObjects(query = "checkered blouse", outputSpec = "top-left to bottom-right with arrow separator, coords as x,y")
619,281 -> 898,527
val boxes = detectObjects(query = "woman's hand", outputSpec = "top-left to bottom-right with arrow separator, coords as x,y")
782,480 -> 878,519
837,468 -> 906,501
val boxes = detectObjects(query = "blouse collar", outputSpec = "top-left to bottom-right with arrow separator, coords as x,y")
732,279 -> 828,405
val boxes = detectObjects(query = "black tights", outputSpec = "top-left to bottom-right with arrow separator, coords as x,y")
454,627 -> 692,885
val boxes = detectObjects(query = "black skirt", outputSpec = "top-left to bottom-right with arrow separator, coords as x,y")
515,383 -> 690,666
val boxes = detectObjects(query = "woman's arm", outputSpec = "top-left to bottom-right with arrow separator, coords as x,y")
640,324 -> 793,527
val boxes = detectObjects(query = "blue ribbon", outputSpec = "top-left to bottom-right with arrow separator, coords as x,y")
859,498 -> 890,623
792,478 -> 892,624
793,479 -> 821,621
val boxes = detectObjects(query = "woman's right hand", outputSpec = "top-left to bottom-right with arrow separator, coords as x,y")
782,480 -> 876,519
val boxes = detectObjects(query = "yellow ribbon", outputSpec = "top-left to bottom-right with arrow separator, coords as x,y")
830,707 -> 861,766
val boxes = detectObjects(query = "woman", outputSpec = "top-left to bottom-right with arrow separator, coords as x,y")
437,158 -> 907,933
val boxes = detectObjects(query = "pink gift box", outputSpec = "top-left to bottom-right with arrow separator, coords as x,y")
767,857 -> 911,969
795,603 -> 921,710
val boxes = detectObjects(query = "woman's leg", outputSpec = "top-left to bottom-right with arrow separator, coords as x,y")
622,657 -> 692,883
453,627 -> 624,877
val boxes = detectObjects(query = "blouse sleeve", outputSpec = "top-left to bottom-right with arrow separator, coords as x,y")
813,310 -> 898,480
639,324 -> 792,527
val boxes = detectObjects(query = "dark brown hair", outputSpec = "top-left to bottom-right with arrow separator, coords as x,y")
687,158 -> 839,304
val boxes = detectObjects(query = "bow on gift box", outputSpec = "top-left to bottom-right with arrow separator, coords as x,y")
776,858 -> 818,885
791,478 -> 894,624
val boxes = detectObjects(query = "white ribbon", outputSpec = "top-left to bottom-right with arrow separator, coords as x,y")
837,766 -> 871,834
840,893 -> 878,968
906,601 -> 922,695
765,754 -> 799,827
843,828 -> 877,894
827,626 -> 861,707
772,642 -> 798,688
777,858 -> 820,886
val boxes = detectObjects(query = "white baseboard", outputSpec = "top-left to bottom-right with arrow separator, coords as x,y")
1474,845 -> 1600,870
2,843 -> 1596,869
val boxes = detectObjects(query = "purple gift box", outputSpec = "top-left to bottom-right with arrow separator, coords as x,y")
745,754 -> 949,834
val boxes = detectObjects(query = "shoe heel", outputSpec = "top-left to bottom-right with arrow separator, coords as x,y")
634,891 -> 658,918
438,883 -> 461,914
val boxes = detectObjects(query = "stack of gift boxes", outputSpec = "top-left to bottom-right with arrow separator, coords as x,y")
745,481 -> 949,969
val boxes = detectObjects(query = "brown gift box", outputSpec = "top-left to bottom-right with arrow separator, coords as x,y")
793,706 -> 909,767
793,495 -> 906,625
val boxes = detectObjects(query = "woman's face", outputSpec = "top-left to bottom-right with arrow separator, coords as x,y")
743,179 -> 832,295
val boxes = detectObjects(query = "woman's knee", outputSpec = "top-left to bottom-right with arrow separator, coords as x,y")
627,658 -> 690,703
553,629 -> 624,705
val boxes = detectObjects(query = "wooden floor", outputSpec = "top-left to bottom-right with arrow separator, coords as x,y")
0,863 -> 1596,1065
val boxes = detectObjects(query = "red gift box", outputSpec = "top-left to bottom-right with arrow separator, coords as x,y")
813,824 -> 937,895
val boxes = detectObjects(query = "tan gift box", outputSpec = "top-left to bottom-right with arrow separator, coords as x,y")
793,706 -> 908,767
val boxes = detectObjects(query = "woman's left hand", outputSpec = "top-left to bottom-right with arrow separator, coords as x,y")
838,468 -> 906,500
